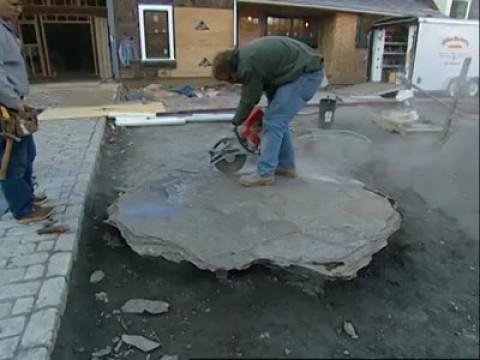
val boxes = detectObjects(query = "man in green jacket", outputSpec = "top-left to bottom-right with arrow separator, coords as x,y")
213,36 -> 324,186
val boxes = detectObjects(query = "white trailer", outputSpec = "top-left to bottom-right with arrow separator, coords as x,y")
369,17 -> 479,97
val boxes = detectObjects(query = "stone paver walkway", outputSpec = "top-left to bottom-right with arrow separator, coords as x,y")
0,119 -> 104,360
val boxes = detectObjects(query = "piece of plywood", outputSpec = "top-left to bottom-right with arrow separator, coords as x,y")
162,7 -> 233,78
95,17 -> 113,80
38,102 -> 166,121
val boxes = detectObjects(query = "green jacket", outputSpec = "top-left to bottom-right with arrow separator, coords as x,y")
232,36 -> 323,125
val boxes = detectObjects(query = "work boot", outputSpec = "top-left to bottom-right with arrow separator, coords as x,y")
17,206 -> 55,224
275,167 -> 297,178
239,174 -> 274,187
34,192 -> 48,206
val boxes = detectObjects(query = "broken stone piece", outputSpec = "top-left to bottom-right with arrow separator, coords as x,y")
343,321 -> 359,340
161,355 -> 179,360
259,332 -> 270,340
90,270 -> 105,284
121,299 -> 170,315
92,345 -> 112,357
95,292 -> 109,303
121,334 -> 161,353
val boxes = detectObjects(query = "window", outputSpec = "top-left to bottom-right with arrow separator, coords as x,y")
138,4 -> 175,62
266,16 -> 317,48
450,0 -> 471,19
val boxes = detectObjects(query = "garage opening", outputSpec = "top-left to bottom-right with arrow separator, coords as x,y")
44,23 -> 96,78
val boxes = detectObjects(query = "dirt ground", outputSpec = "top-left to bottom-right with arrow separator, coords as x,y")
52,100 -> 479,359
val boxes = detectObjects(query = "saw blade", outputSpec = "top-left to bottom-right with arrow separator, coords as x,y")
214,154 -> 247,174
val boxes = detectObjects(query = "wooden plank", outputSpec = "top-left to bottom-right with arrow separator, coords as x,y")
38,102 -> 167,121
95,17 -> 113,79
90,16 -> 99,76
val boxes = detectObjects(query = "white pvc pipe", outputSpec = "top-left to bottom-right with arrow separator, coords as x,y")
108,112 -> 157,118
115,116 -> 187,127
114,112 -> 234,127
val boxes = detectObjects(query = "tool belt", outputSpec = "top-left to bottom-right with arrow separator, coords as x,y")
0,104 -> 39,180
0,105 -> 39,140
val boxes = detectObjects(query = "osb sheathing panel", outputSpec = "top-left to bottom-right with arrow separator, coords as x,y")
325,13 -> 368,84
318,14 -> 336,81
160,7 -> 233,78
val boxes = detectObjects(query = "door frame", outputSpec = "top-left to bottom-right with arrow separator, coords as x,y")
40,14 -> 98,78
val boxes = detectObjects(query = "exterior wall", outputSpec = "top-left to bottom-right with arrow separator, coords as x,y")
164,7 -> 233,77
324,13 -> 369,84
115,1 -> 378,83
317,13 -> 336,81
115,0 -> 233,79
239,4 -> 376,84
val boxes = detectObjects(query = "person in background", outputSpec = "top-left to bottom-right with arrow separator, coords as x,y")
212,36 -> 324,187
0,0 -> 53,223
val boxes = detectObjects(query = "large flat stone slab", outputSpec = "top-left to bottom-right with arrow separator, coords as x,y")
107,166 -> 401,279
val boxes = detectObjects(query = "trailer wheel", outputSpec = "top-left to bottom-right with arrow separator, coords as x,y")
467,78 -> 479,97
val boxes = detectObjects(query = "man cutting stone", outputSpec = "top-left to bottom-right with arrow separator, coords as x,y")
0,0 -> 53,223
213,36 -> 324,187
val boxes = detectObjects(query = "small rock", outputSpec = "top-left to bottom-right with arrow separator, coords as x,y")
95,292 -> 109,303
160,354 -> 179,360
121,334 -> 161,353
284,348 -> 292,356
114,339 -> 123,353
259,332 -> 270,340
92,345 -> 112,357
450,301 -> 459,312
205,307 -> 211,313
343,321 -> 359,340
90,270 -> 105,284
343,349 -> 350,356
186,344 -> 192,349
469,266 -> 475,271
121,299 -> 170,315
73,346 -> 85,354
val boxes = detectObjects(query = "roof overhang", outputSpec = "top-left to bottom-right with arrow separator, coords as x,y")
238,0 -> 432,17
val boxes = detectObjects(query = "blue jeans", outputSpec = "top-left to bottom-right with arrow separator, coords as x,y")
0,135 -> 36,219
258,70 -> 323,177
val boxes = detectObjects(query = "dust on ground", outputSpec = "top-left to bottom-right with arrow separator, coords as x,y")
52,101 -> 479,359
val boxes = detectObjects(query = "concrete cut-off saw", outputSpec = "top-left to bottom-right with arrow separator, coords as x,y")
209,107 -> 263,174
